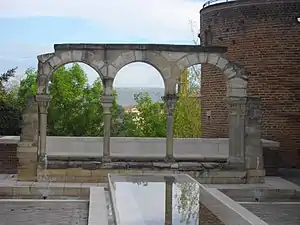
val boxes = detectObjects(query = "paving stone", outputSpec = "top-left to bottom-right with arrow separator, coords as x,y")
0,201 -> 88,225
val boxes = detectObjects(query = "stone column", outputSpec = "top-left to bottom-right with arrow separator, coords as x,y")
227,97 -> 246,168
245,97 -> 265,183
101,95 -> 114,162
35,94 -> 50,166
164,176 -> 174,225
162,94 -> 178,161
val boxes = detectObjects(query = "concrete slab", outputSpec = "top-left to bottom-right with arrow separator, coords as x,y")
202,177 -> 300,190
88,187 -> 109,225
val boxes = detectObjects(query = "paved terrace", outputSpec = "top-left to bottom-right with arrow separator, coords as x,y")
0,136 -> 279,160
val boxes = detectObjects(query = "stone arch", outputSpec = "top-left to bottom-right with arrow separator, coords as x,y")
175,52 -> 247,97
109,50 -> 176,94
37,50 -> 105,94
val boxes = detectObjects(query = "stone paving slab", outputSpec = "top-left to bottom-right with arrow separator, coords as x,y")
242,203 -> 300,225
0,200 -> 89,225
203,177 -> 300,190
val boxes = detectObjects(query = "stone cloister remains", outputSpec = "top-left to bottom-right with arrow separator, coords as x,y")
18,44 -> 263,182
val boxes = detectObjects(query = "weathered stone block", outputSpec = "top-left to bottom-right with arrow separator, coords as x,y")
12,187 -> 31,196
207,53 -> 221,65
66,168 -> 92,177
198,52 -> 208,63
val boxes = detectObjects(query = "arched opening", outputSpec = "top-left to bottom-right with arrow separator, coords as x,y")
112,62 -> 165,138
174,64 -> 202,138
45,62 -> 103,137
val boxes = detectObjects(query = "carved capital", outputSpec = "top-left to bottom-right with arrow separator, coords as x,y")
101,95 -> 114,113
103,78 -> 114,95
37,74 -> 48,92
36,94 -> 51,114
164,175 -> 175,183
162,94 -> 178,116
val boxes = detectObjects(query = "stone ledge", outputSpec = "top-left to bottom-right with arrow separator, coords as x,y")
46,155 -> 228,162
45,161 -> 226,171
54,43 -> 228,53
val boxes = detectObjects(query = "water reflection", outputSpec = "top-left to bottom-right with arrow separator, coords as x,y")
109,174 -> 201,225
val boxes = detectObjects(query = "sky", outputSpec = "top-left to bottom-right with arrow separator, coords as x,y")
0,0 -> 205,88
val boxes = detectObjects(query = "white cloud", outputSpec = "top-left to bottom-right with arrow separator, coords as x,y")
0,0 -> 204,87
0,0 -> 203,42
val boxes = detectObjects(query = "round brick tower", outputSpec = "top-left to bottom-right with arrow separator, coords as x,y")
200,0 -> 300,169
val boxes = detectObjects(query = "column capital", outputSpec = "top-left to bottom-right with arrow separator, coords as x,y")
162,94 -> 178,116
103,78 -> 114,95
164,176 -> 175,183
101,95 -> 114,108
36,94 -> 51,114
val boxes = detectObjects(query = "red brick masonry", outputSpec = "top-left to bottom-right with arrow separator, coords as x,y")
0,143 -> 18,174
200,0 -> 300,168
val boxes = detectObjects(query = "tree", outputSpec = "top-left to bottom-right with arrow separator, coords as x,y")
0,67 -> 17,95
47,64 -> 90,136
9,63 -> 122,137
0,67 -> 22,135
174,68 -> 202,138
17,68 -> 37,109
174,90 -> 201,138
122,92 -> 166,137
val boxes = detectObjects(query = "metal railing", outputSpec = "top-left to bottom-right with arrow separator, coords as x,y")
203,0 -> 236,8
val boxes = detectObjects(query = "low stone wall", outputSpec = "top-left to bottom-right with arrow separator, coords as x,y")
1,136 -> 230,158
0,136 -> 279,179
37,167 -> 253,184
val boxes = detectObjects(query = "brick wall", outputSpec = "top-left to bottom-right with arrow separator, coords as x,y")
200,0 -> 300,168
0,143 -> 18,174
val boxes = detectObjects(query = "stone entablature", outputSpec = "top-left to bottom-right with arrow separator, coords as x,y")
37,44 -> 246,96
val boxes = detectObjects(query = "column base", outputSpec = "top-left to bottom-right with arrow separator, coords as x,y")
38,154 -> 47,169
17,142 -> 38,181
246,169 -> 265,184
226,156 -> 245,169
102,155 -> 111,163
17,152 -> 38,181
164,155 -> 175,163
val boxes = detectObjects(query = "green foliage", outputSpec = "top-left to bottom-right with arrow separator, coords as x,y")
0,67 -> 17,95
1,63 -> 201,138
0,67 -> 22,135
18,68 -> 37,109
122,92 -> 166,137
174,68 -> 201,138
0,63 -> 125,137
174,94 -> 201,138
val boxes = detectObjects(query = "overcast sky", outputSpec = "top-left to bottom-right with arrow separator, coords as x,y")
0,0 -> 205,87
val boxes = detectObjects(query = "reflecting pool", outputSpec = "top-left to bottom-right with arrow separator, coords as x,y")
108,174 -> 224,225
